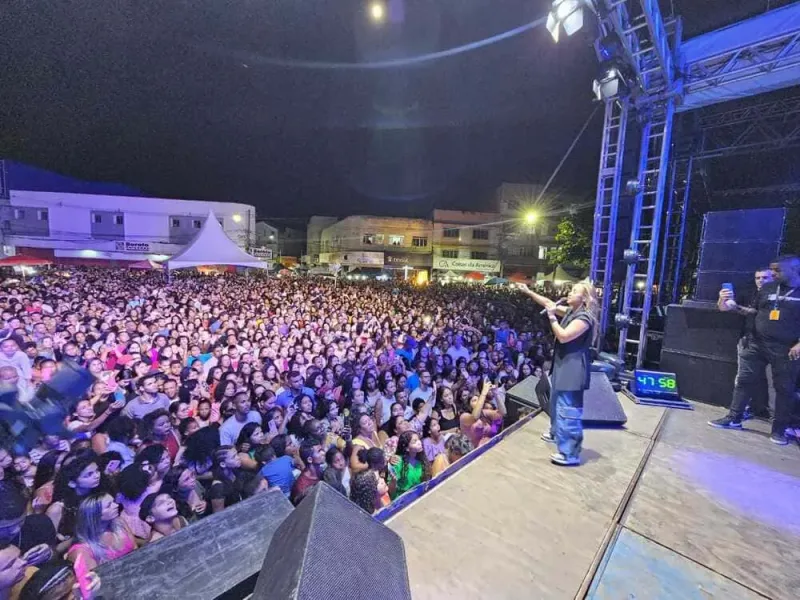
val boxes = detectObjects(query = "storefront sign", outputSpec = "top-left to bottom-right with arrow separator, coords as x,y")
434,257 -> 501,273
330,252 -> 384,266
251,246 -> 273,260
115,241 -> 151,253
384,252 -> 432,268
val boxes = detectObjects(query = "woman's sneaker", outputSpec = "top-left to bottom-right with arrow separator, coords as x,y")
550,452 -> 580,466
541,431 -> 556,444
708,416 -> 743,429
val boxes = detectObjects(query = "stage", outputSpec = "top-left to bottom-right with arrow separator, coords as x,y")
386,395 -> 800,599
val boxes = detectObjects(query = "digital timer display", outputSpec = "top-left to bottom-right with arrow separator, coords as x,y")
633,369 -> 679,398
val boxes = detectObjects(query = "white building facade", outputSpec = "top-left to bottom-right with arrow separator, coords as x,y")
431,209 -> 502,274
1,190 -> 256,264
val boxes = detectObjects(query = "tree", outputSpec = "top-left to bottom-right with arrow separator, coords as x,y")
548,212 -> 592,269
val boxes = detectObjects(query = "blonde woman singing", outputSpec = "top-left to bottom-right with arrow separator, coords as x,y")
517,281 -> 599,466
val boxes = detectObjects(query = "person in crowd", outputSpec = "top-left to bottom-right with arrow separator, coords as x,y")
208,446 -> 243,513
322,447 -> 351,497
517,281 -> 598,466
134,444 -> 171,496
349,413 -> 381,474
160,466 -> 207,522
31,451 -> 66,513
0,482 -> 55,567
138,492 -> 188,543
422,417 -> 445,463
139,410 -> 180,463
121,373 -> 170,420
434,386 -> 461,434
18,560 -> 102,600
116,465 -> 152,546
104,416 -> 136,469
431,434 -> 474,477
235,423 -> 266,471
290,441 -> 325,506
276,371 -> 315,410
349,470 -> 389,516
66,492 -> 135,570
47,454 -> 103,538
388,431 -> 431,500
218,392 -> 261,447
712,255 -> 800,444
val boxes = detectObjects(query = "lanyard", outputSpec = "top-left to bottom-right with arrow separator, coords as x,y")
773,285 -> 798,309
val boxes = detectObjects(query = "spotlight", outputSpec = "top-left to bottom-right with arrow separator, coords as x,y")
546,0 -> 592,43
625,179 -> 641,195
614,313 -> 633,328
592,60 -> 634,101
623,249 -> 640,264
636,280 -> 646,290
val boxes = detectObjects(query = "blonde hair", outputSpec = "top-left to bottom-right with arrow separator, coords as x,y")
75,492 -> 123,564
571,281 -> 600,342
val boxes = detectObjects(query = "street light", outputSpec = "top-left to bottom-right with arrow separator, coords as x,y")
524,212 -> 539,225
369,2 -> 385,24
232,214 -> 242,223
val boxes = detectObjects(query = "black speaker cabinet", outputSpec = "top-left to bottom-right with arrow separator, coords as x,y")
253,483 -> 412,600
660,349 -> 737,407
663,304 -> 742,363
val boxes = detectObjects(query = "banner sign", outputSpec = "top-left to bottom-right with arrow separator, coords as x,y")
433,257 -> 501,272
251,247 -> 274,260
115,241 -> 151,253
384,252 -> 432,268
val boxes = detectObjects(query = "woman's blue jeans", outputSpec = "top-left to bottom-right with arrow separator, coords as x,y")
549,390 -> 584,460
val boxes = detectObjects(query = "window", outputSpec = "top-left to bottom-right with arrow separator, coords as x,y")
193,219 -> 202,229
114,214 -> 124,226
443,228 -> 459,239
13,209 -> 25,220
515,246 -> 535,257
388,235 -> 404,246
472,229 -> 489,240
441,249 -> 458,258
538,246 -> 548,260
171,218 -> 181,228
412,236 -> 428,248
37,210 -> 48,221
92,213 -> 102,224
363,233 -> 376,245
471,251 -> 488,260
374,234 -> 384,245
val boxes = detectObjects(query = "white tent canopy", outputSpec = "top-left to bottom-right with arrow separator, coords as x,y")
166,210 -> 268,271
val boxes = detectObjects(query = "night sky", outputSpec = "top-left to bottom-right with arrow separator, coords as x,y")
0,0 -> 794,219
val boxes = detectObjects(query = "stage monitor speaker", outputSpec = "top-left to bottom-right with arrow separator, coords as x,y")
95,489 -> 293,600
694,208 -> 785,303
509,373 -> 627,426
253,483 -> 412,600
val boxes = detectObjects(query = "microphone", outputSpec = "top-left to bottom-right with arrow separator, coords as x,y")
540,298 -> 566,315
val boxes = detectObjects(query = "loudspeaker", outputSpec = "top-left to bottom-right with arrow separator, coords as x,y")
694,208 -> 785,303
660,349 -> 737,407
662,304 -> 742,363
511,373 -> 627,426
253,483 -> 412,600
95,489 -> 293,600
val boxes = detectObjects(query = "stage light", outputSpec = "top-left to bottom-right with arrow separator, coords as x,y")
232,214 -> 242,223
625,179 -> 641,195
546,0 -> 590,43
623,249 -> 640,264
592,59 -> 633,101
369,2 -> 385,23
614,313 -> 633,328
636,280 -> 646,290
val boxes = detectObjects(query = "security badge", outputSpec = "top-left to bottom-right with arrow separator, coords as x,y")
769,309 -> 780,321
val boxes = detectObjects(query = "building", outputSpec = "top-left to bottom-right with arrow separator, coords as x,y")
496,183 -> 560,278
254,221 -> 278,259
317,215 -> 433,272
431,209 -> 502,276
1,189 -> 256,265
306,216 -> 339,262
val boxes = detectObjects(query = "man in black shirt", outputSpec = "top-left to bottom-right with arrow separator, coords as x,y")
739,268 -> 774,419
710,256 -> 800,445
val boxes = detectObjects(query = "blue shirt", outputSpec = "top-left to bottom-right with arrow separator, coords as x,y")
276,387 -> 316,409
260,455 -> 295,496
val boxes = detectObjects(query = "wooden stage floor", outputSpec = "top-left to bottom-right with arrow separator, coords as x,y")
386,397 -> 800,599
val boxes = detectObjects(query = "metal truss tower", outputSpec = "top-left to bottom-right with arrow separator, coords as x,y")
590,99 -> 629,347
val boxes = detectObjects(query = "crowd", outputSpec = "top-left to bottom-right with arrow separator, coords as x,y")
0,268 -> 555,598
